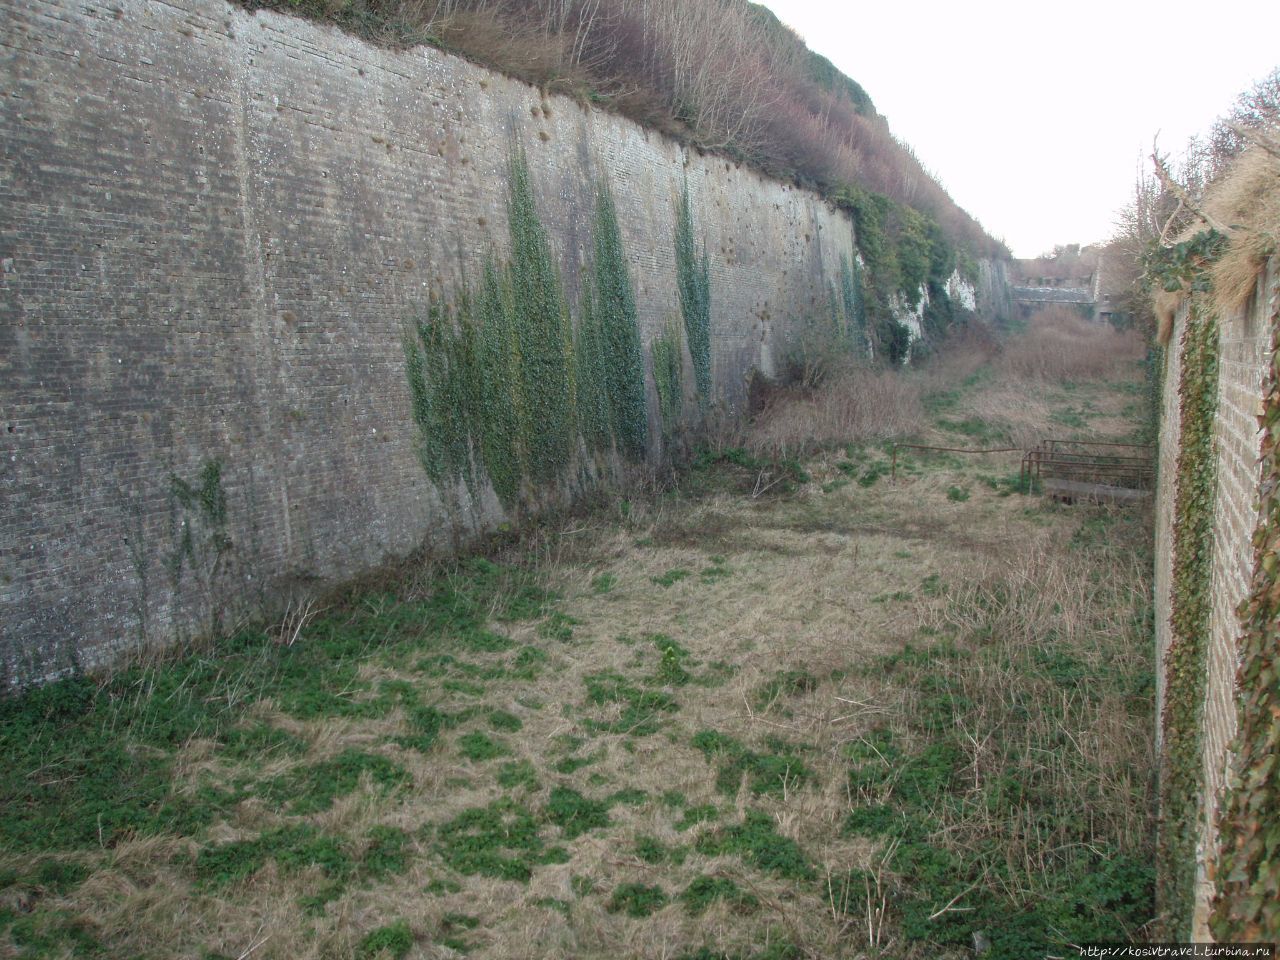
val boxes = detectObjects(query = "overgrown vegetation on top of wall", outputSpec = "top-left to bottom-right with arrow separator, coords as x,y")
1156,307 -> 1219,937
406,151 -> 653,507
835,184 -> 966,363
232,0 -> 1005,264
1210,282 -> 1280,942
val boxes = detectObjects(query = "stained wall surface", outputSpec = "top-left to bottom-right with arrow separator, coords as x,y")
1,0 -> 874,681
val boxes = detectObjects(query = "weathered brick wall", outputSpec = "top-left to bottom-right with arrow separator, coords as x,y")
1153,259 -> 1277,938
1153,310 -> 1185,738
0,0 -> 909,683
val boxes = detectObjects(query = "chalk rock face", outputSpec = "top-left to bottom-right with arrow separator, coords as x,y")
948,270 -> 978,312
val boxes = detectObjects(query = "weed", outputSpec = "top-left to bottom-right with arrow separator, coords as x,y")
607,882 -> 669,917
538,611 -> 579,642
752,669 -> 818,711
510,645 -> 548,679
946,485 -> 970,502
196,825 -> 352,891
676,803 -> 720,831
634,835 -> 685,865
363,825 -> 413,880
496,760 -> 540,791
357,920 -> 413,959
591,573 -> 617,594
652,568 -> 692,587
695,811 -> 814,880
434,800 -> 568,882
553,752 -> 600,775
680,875 -> 759,914
457,732 -> 510,762
691,730 -> 811,796
487,708 -> 523,732
581,671 -> 679,735
261,749 -> 411,814
545,787 -> 611,839
700,559 -> 733,582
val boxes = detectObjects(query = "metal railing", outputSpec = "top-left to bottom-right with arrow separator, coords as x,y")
1020,439 -> 1155,492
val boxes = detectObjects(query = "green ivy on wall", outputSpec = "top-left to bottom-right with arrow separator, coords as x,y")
1158,305 -> 1220,936
651,317 -> 684,436
1210,284 -> 1280,942
405,152 -> 657,509
587,179 -> 647,459
832,184 -> 959,364
507,148 -> 576,484
675,180 -> 712,407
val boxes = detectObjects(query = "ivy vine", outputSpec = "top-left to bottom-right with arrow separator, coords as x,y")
675,179 -> 712,408
1158,306 -> 1220,936
1144,230 -> 1230,295
405,152 -> 654,509
1210,281 -> 1280,942
651,317 -> 684,437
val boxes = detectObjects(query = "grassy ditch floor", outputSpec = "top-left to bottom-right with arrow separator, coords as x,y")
0,366 -> 1155,959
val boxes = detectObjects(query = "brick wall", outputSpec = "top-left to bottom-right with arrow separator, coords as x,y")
1153,259 -> 1277,937
6,0 -> 994,682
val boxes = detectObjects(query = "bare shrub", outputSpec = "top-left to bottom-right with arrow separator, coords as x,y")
999,306 -> 1145,382
747,366 -> 924,459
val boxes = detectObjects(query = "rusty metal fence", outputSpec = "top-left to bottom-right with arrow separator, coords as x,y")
1020,439 -> 1155,495
888,439 -> 1155,502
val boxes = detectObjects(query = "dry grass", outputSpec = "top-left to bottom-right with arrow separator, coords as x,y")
0,358 -> 1156,959
1203,144 -> 1280,314
999,306 -> 1146,383
747,366 -> 926,459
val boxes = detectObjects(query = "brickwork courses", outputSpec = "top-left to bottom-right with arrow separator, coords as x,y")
1153,260 -> 1277,938
5,0 -> 981,682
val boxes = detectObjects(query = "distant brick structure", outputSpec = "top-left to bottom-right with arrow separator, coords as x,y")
1153,259 -> 1277,937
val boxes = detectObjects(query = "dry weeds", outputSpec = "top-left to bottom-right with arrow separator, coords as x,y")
0,357 -> 1155,959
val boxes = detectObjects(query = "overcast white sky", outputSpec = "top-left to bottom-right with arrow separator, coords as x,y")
762,0 -> 1279,258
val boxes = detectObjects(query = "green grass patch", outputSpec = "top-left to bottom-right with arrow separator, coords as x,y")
434,799 -> 568,882
357,920 -> 413,959
607,882 -> 669,917
680,875 -> 759,914
545,787 -> 611,839
695,811 -> 814,881
652,568 -> 692,587
691,730 -> 811,796
581,671 -> 679,736
261,749 -> 411,814
457,732 -> 510,762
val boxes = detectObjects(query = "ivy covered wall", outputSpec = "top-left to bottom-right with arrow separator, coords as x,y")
1,0 -> 896,684
1151,259 -> 1278,940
